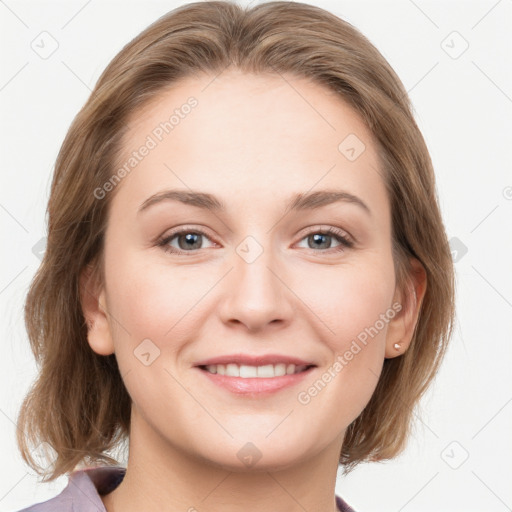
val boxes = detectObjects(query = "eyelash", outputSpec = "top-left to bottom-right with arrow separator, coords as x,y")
156,226 -> 354,256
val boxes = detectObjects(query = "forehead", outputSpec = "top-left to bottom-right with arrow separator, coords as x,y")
113,69 -> 387,217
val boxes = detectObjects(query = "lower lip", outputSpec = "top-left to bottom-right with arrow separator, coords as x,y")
196,366 -> 315,395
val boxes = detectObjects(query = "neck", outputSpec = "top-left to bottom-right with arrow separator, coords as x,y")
102,408 -> 344,512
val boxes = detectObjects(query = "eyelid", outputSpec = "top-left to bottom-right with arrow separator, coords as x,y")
297,224 -> 354,244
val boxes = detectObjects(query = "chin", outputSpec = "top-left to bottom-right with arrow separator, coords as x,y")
192,435 -> 314,473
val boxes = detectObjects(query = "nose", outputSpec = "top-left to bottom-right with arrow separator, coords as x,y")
218,243 -> 295,332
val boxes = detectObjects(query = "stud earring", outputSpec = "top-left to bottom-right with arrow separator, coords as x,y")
393,342 -> 401,350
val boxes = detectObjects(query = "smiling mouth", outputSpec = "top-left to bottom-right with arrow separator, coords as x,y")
197,363 -> 315,378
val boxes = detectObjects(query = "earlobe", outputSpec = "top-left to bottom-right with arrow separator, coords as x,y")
80,264 -> 115,356
385,258 -> 427,359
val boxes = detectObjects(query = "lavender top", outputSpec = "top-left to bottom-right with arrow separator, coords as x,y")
16,466 -> 357,512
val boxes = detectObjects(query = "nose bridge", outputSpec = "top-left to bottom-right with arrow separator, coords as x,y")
219,234 -> 293,330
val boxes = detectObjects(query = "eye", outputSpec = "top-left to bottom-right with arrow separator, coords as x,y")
157,227 -> 216,255
156,225 -> 354,256
296,226 -> 354,253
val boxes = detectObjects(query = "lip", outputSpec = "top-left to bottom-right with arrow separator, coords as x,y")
196,365 -> 316,395
193,353 -> 316,367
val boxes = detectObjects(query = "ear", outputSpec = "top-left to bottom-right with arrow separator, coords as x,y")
79,263 -> 115,356
385,257 -> 427,358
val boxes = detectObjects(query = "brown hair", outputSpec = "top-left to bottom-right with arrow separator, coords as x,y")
17,0 -> 455,481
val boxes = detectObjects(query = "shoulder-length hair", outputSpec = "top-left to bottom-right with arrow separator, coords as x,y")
17,0 -> 455,481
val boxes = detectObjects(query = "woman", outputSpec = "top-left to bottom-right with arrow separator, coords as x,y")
16,1 -> 455,511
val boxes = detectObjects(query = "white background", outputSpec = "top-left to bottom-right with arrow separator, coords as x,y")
1,0 -> 511,511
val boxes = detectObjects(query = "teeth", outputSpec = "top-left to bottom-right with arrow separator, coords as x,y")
204,363 -> 309,378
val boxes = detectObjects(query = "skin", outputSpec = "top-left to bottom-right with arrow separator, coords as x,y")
81,68 -> 426,512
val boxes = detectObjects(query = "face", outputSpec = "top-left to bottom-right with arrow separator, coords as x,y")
85,68 -> 410,471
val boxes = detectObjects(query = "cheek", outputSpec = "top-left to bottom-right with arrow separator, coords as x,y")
102,254 -> 203,413
302,258 -> 395,347
104,252 -> 214,355
287,260 -> 396,436
300,260 -> 394,394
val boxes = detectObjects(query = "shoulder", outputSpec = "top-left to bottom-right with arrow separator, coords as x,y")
15,465 -> 126,512
336,493 -> 358,512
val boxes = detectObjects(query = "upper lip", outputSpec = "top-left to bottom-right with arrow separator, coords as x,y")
194,353 -> 316,367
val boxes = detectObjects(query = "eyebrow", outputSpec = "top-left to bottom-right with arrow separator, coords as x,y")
138,188 -> 371,217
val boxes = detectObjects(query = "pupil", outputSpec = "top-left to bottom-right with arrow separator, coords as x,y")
179,233 -> 201,250
310,233 -> 330,249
